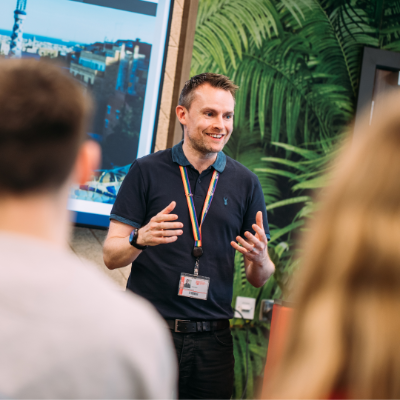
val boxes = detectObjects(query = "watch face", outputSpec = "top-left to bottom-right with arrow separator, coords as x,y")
129,229 -> 137,243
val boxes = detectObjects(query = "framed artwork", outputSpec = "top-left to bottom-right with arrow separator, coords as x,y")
355,46 -> 400,134
0,0 -> 174,227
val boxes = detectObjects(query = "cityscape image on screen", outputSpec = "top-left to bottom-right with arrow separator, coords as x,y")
0,0 -> 165,214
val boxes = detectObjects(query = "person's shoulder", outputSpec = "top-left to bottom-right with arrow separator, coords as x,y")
124,149 -> 173,184
71,258 -> 163,327
84,270 -> 176,396
135,148 -> 172,169
0,237 -> 175,398
94,274 -> 163,329
83,261 -> 170,340
0,235 -> 167,340
224,154 -> 260,182
61,256 -> 175,370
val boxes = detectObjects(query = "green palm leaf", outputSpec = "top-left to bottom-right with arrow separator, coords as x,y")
292,174 -> 328,190
224,125 -> 281,204
266,196 -> 312,211
269,220 -> 305,243
261,157 -> 308,171
192,0 -> 286,75
191,1 -> 400,397
271,142 -> 321,159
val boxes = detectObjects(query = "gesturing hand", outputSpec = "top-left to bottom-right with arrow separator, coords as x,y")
137,201 -> 183,246
230,211 -> 269,264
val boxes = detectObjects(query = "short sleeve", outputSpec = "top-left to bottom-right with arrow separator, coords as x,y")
110,161 -> 147,228
240,178 -> 271,240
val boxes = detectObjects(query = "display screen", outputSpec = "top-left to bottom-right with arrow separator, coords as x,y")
0,0 -> 172,227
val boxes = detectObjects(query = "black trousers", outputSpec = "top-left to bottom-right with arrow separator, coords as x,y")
170,327 -> 235,399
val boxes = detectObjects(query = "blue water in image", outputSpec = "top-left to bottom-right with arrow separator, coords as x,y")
0,29 -> 84,46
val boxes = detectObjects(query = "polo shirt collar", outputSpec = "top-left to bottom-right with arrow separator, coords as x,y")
172,141 -> 226,173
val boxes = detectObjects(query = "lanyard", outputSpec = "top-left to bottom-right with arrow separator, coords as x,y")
179,165 -> 219,275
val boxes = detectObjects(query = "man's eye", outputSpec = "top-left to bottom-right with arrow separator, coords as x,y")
206,112 -> 213,117
226,115 -> 233,119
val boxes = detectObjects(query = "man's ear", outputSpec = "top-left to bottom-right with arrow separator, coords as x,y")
73,140 -> 101,185
176,105 -> 187,127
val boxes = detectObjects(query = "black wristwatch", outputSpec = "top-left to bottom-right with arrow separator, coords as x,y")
129,228 -> 147,250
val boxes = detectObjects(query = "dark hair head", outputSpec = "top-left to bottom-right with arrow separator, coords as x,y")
0,59 -> 92,194
178,72 -> 238,110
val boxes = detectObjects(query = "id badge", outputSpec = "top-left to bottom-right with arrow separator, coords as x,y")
178,272 -> 210,300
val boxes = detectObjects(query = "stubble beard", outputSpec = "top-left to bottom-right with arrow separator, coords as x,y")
187,129 -> 228,157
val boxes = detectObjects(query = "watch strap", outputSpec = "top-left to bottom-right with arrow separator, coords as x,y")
129,228 -> 147,250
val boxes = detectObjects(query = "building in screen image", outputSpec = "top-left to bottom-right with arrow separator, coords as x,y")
0,0 -> 155,205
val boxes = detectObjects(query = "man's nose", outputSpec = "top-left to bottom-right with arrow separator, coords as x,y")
212,115 -> 224,131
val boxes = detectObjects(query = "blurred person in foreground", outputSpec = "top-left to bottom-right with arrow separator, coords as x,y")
267,91 -> 400,399
0,59 -> 176,399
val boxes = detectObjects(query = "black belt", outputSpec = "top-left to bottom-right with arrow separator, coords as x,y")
166,319 -> 230,333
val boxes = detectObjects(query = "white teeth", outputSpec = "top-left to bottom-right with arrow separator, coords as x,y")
208,134 -> 222,139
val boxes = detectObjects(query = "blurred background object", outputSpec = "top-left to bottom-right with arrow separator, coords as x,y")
264,90 -> 400,399
355,47 -> 400,134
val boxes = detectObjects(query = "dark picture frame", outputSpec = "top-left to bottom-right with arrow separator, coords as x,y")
355,46 -> 400,136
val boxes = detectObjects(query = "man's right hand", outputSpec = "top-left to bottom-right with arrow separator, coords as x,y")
103,201 -> 183,270
137,201 -> 183,246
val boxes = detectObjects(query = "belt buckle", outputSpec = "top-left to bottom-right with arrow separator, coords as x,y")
175,319 -> 190,333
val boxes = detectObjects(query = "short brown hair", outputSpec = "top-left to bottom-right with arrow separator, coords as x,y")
178,72 -> 238,110
0,59 -> 92,194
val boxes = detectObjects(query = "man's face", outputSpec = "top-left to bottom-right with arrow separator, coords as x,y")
181,83 -> 234,155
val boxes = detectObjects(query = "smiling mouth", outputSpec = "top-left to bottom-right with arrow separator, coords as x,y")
205,133 -> 224,139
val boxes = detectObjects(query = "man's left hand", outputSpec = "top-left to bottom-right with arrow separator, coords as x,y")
230,211 -> 275,287
230,211 -> 269,263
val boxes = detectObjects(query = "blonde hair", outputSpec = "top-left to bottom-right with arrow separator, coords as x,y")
268,91 -> 400,399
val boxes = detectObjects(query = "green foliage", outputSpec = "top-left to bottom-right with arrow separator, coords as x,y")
230,251 -> 285,399
193,0 -> 400,397
232,324 -> 270,399
223,125 -> 281,205
261,141 -> 337,296
192,0 -> 377,145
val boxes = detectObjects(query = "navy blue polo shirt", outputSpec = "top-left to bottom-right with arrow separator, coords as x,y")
110,141 -> 270,320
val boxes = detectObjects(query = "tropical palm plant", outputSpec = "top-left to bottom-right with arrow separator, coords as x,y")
259,140 -> 339,292
192,0 -> 400,397
193,0 -> 377,145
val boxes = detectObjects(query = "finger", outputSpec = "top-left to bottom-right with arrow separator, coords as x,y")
230,241 -> 256,257
236,236 -> 256,252
159,201 -> 176,215
256,211 -> 263,229
153,235 -> 178,244
252,224 -> 267,242
230,241 -> 247,254
152,213 -> 179,223
154,229 -> 183,237
156,222 -> 183,230
243,231 -> 263,249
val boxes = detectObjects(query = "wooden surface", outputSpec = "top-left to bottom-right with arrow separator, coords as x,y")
154,0 -> 199,151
